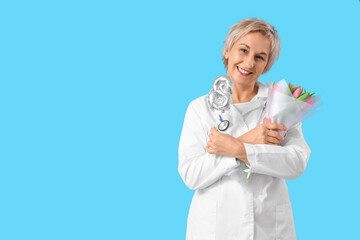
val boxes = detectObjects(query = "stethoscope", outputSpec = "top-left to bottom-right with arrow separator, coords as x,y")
217,100 -> 267,131
218,114 -> 230,131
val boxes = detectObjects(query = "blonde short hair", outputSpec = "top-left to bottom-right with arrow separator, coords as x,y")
222,18 -> 281,74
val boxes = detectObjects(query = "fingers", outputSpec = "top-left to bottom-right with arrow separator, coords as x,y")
265,135 -> 280,145
206,143 -> 215,154
260,128 -> 284,145
267,129 -> 285,142
210,126 -> 219,134
207,132 -> 215,144
265,123 -> 287,131
208,126 -> 220,141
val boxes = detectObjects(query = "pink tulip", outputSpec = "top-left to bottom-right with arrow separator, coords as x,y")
263,117 -> 270,123
305,96 -> 314,105
273,83 -> 282,92
290,84 -> 294,88
292,87 -> 302,98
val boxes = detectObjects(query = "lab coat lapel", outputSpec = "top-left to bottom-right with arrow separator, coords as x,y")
229,99 -> 262,130
228,105 -> 247,133
218,81 -> 269,136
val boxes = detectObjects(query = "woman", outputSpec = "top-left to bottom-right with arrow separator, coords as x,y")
178,18 -> 311,240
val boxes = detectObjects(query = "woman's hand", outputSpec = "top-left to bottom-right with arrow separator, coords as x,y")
237,123 -> 287,145
206,127 -> 243,158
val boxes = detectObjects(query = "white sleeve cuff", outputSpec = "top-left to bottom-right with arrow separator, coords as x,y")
221,155 -> 241,176
243,143 -> 259,173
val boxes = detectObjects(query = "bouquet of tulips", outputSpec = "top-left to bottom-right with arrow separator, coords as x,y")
242,79 -> 321,183
262,79 -> 321,131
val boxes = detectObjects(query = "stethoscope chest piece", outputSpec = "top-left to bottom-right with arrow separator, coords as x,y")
218,119 -> 229,131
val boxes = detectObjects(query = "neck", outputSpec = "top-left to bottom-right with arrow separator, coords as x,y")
232,82 -> 258,103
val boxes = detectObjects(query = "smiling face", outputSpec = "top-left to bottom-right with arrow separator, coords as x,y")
225,31 -> 271,87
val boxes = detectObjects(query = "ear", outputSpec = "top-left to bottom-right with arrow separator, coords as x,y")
224,51 -> 229,60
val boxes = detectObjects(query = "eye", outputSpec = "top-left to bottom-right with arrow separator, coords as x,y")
240,48 -> 248,53
256,55 -> 265,61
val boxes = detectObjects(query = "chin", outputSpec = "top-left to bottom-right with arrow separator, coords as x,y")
231,75 -> 256,85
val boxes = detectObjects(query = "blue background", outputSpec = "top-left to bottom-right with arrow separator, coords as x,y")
0,0 -> 359,239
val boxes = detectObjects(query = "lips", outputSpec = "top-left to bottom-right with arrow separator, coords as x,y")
237,66 -> 253,76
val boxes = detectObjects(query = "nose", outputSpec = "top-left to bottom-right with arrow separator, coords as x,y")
243,55 -> 255,69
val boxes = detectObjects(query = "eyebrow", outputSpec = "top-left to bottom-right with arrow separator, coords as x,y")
239,43 -> 268,56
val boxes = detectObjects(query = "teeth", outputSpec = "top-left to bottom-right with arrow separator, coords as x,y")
237,66 -> 251,74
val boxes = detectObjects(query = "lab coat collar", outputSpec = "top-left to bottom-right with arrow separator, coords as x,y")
256,81 -> 269,98
231,81 -> 268,114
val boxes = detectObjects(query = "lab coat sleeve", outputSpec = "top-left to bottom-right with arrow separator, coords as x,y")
244,122 -> 311,180
178,100 -> 241,190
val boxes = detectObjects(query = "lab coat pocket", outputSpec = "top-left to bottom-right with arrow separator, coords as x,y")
276,202 -> 296,240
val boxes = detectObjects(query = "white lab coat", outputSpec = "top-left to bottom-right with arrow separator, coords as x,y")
178,81 -> 311,240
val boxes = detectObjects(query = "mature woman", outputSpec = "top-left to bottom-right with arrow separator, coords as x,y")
178,18 -> 311,240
